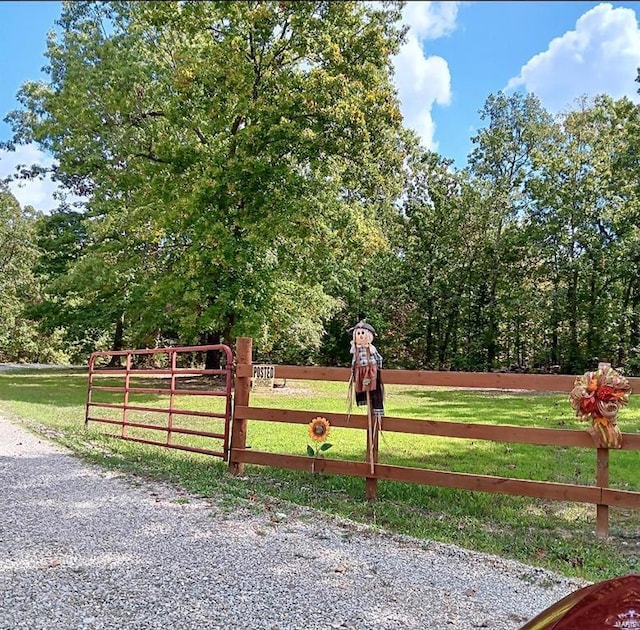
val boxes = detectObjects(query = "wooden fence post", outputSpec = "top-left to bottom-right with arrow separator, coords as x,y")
229,336 -> 252,476
596,447 -> 609,539
365,420 -> 379,501
594,362 -> 611,539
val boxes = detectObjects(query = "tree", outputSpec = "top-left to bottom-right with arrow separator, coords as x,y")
526,95 -> 634,372
386,146 -> 472,369
603,97 -> 640,369
467,91 -> 554,369
7,0 -> 407,359
0,188 -> 67,362
30,207 -> 124,363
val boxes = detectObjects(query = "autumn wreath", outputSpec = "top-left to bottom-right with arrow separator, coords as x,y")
569,364 -> 631,448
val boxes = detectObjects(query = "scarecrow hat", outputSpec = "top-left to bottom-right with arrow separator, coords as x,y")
348,320 -> 377,336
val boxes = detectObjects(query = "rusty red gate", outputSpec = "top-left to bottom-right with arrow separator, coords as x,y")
84,344 -> 234,460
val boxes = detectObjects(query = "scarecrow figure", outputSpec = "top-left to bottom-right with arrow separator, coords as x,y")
349,320 -> 384,414
348,320 -> 384,474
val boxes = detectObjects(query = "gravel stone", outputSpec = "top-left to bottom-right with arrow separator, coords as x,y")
0,414 -> 588,629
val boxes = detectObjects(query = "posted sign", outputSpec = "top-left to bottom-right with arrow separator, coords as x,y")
252,364 -> 275,390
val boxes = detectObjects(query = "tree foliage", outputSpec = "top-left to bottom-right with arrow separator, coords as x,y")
0,189 -> 68,362
8,0 -> 406,361
4,5 -> 640,374
376,93 -> 640,374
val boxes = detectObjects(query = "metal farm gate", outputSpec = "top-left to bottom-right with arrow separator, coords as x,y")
85,345 -> 234,460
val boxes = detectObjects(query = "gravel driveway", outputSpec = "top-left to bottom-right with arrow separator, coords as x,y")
0,413 -> 587,630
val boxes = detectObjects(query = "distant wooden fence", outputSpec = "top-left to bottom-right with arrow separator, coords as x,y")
229,337 -> 640,539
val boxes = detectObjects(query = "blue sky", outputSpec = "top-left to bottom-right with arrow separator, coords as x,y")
1,1 -> 639,210
423,1 -> 640,162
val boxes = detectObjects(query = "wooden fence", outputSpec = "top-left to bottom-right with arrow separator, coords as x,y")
229,337 -> 640,539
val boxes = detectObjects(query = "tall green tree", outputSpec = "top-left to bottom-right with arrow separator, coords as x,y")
0,188 -> 67,362
30,207 -> 120,362
8,0 -> 407,358
605,97 -> 640,369
387,146 -> 473,368
527,95 -> 633,372
467,91 -> 554,369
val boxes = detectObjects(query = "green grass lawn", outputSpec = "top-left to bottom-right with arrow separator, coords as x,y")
1,368 -> 639,582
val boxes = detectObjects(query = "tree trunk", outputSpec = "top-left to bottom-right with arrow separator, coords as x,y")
617,278 -> 633,366
486,307 -> 498,371
439,282 -> 463,369
223,313 -> 236,350
203,315 -> 236,370
515,314 -> 521,367
550,277 -> 560,367
107,313 -> 125,367
585,257 -> 600,361
424,297 -> 434,367
204,331 -> 222,370
630,285 -> 640,352
567,268 -> 580,372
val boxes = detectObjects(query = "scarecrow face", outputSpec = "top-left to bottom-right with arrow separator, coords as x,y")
354,327 -> 373,346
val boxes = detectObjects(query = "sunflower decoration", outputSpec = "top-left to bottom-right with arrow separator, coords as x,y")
569,364 -> 631,448
307,416 -> 333,458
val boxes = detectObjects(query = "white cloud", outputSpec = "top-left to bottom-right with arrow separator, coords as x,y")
0,143 -> 72,213
506,3 -> 640,112
393,2 -> 460,150
402,1 -> 460,40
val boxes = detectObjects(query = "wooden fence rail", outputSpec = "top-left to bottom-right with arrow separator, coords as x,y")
229,337 -> 640,539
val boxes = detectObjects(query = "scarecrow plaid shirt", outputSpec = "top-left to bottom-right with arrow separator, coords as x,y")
354,344 -> 383,368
